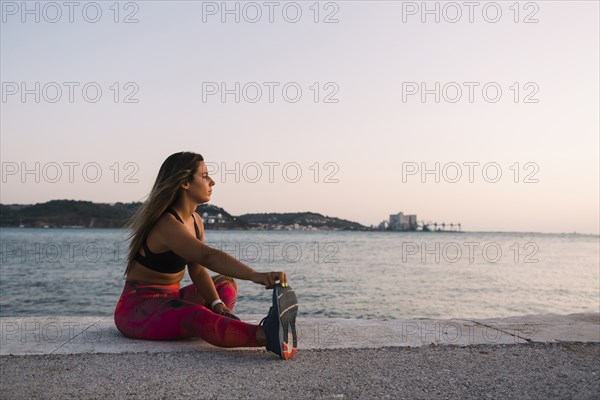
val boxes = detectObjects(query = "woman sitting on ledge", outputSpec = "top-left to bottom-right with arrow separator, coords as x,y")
114,151 -> 298,360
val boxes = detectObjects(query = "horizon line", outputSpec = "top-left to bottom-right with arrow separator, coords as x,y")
1,199 -> 598,236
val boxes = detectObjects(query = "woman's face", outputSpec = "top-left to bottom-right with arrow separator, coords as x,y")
188,161 -> 215,203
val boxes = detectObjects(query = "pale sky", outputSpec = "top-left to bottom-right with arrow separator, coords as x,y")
1,1 -> 599,234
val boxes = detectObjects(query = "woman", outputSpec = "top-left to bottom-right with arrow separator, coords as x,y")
114,151 -> 298,360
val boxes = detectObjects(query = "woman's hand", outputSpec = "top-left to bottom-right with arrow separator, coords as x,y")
250,271 -> 288,289
212,303 -> 240,320
212,303 -> 232,315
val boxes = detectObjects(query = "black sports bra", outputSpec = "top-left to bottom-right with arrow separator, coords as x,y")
134,208 -> 200,274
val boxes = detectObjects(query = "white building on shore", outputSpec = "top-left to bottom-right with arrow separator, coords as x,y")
389,212 -> 417,231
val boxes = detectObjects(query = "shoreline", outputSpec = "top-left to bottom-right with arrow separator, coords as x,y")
1,226 -> 598,236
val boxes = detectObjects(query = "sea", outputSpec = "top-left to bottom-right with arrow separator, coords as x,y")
0,228 -> 598,320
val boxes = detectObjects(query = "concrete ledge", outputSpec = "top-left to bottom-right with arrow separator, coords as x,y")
1,312 -> 598,356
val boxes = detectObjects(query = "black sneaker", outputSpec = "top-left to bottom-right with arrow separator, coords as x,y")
259,283 -> 298,360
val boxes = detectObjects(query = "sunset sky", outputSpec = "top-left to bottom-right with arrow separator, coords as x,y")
1,1 -> 598,234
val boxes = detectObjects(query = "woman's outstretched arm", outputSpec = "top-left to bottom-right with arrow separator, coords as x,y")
158,215 -> 287,288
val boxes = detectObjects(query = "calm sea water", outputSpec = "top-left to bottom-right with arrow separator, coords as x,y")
0,228 -> 598,320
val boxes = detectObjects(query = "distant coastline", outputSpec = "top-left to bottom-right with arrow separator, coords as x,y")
2,200 -> 596,235
0,200 -> 367,231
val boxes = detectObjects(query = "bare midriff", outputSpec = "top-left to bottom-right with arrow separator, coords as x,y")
125,261 -> 185,285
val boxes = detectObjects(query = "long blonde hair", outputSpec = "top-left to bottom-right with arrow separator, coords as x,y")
123,151 -> 204,277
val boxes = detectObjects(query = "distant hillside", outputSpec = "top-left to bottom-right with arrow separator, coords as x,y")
0,200 -> 136,228
196,204 -> 249,230
239,212 -> 367,231
0,201 -> 366,230
0,200 -> 248,229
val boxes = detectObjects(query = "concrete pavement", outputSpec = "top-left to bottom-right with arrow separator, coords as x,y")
0,312 -> 598,356
1,312 -> 598,399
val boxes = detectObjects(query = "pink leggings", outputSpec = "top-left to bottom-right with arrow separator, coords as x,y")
114,275 -> 260,348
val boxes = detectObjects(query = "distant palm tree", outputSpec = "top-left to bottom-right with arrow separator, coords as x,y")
450,223 -> 454,231
434,222 -> 438,231
458,223 -> 462,232
441,222 -> 446,231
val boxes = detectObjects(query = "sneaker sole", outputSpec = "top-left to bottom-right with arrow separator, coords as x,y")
274,284 -> 298,360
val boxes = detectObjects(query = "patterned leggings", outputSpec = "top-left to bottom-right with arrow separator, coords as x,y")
114,275 -> 260,348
